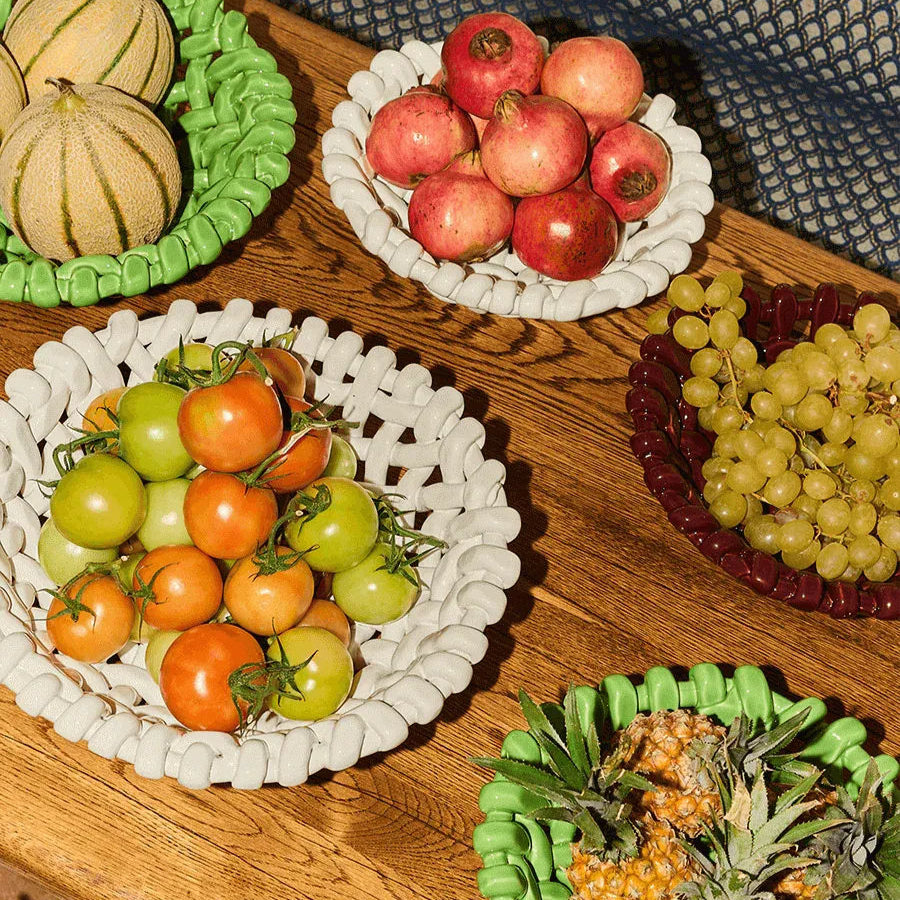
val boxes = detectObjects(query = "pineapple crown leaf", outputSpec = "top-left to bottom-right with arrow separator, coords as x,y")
563,686 -> 590,775
470,756 -> 568,795
725,709 -> 812,779
517,689 -> 586,790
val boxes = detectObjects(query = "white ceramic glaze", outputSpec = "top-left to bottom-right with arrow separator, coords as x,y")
322,39 -> 715,320
0,299 -> 521,788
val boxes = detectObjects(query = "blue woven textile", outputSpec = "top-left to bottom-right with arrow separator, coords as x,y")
288,0 -> 899,279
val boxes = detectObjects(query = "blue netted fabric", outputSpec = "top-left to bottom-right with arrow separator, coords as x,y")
287,0 -> 899,279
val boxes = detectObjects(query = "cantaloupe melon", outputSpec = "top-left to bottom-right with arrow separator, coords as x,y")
0,80 -> 182,261
3,0 -> 175,106
0,43 -> 26,143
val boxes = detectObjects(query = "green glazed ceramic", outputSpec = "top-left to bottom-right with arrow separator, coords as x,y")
0,0 -> 296,306
474,663 -> 898,900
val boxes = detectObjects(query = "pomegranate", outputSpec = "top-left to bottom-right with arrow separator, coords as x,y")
541,36 -> 644,138
408,152 -> 514,263
469,112 -> 490,143
512,181 -> 618,280
441,13 -> 544,118
481,91 -> 588,197
589,121 -> 671,221
366,87 -> 476,189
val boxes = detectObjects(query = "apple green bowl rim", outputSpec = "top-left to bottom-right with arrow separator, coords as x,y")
474,663 -> 899,900
0,0 -> 296,307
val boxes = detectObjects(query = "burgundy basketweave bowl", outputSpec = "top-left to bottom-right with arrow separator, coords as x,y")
626,281 -> 900,620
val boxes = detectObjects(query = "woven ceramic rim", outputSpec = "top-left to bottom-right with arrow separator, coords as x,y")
627,282 -> 900,620
0,298 -> 521,788
473,663 -> 899,900
0,0 -> 296,307
322,38 -> 714,321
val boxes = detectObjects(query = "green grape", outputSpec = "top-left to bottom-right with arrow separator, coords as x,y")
877,515 -> 900,551
839,563 -> 863,582
702,456 -> 733,480
819,442 -> 847,467
697,403 -> 718,432
883,448 -> 900,477
744,515 -> 780,553
771,367 -> 808,406
828,338 -> 862,366
756,447 -> 788,477
749,417 -> 775,436
764,425 -> 797,456
855,413 -> 899,457
782,540 -> 820,571
794,393 -> 833,431
804,470 -> 837,500
853,303 -> 891,344
713,270 -> 743,296
838,359 -> 869,392
763,471 -> 801,506
892,379 -> 900,396
691,347 -> 723,378
837,390 -> 867,416
683,376 -> 719,407
704,281 -> 732,308
743,494 -> 763,524
823,408 -> 853,443
720,381 -> 748,406
879,477 -> 900,511
709,490 -> 747,528
742,364 -> 766,394
780,403 -> 799,427
817,498 -> 851,537
813,322 -> 846,351
646,308 -> 670,335
713,432 -> 740,459
844,445 -> 886,481
863,546 -> 898,583
726,460 -> 766,494
709,310 -> 740,350
848,534 -> 881,568
864,345 -> 900,382
735,430 -> 765,460
847,479 -> 877,503
789,454 -> 806,474
816,541 -> 849,580
762,362 -> 787,393
778,519 -> 815,552
791,493 -> 821,522
723,296 -> 747,319
849,502 -> 878,536
703,473 -> 729,503
667,275 -> 706,311
711,405 -> 744,435
673,316 -> 710,350
799,350 -> 838,391
713,362 -> 731,384
790,342 -> 816,362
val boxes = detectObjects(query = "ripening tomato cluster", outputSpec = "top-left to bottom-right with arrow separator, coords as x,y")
39,341 -> 441,733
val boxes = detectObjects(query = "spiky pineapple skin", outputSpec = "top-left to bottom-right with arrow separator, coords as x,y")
568,819 -> 700,900
617,710 -> 725,836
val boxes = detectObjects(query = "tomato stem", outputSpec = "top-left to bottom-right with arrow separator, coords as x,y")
372,493 -> 447,584
44,569 -> 113,622
51,429 -> 120,477
156,340 -> 270,390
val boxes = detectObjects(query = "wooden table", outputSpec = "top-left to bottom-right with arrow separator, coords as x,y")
0,4 -> 897,898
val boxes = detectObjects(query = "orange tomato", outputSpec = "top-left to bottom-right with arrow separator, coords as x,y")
239,347 -> 306,399
81,386 -> 127,434
47,573 -> 134,663
297,598 -> 351,647
134,545 -> 223,630
159,624 -> 265,732
262,396 -> 332,493
224,547 -> 314,635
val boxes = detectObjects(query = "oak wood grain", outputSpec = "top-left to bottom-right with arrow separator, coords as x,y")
0,3 -> 897,899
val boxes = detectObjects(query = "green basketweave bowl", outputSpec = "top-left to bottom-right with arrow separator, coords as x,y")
0,0 -> 296,307
474,663 -> 899,900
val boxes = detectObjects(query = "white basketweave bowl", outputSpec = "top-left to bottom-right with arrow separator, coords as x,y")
0,299 -> 521,789
322,39 -> 715,321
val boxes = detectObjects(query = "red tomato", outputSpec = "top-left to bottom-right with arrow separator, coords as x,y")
82,386 -> 127,434
297,598 -> 351,647
262,397 -> 332,493
177,372 -> 283,472
184,471 -> 278,559
134,545 -> 223,630
159,623 -> 264,732
47,573 -> 134,663
238,347 -> 306,399
224,547 -> 314,635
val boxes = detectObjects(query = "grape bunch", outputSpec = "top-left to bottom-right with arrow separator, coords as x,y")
648,272 -> 900,584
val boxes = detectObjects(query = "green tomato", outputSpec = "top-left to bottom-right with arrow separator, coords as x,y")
38,518 -> 118,585
130,612 -> 157,643
145,629 -> 183,683
50,453 -> 145,549
137,479 -> 192,550
284,477 -> 378,573
163,342 -> 215,372
267,626 -> 353,721
331,542 -> 419,625
322,435 -> 358,479
113,551 -> 145,592
118,382 -> 193,482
